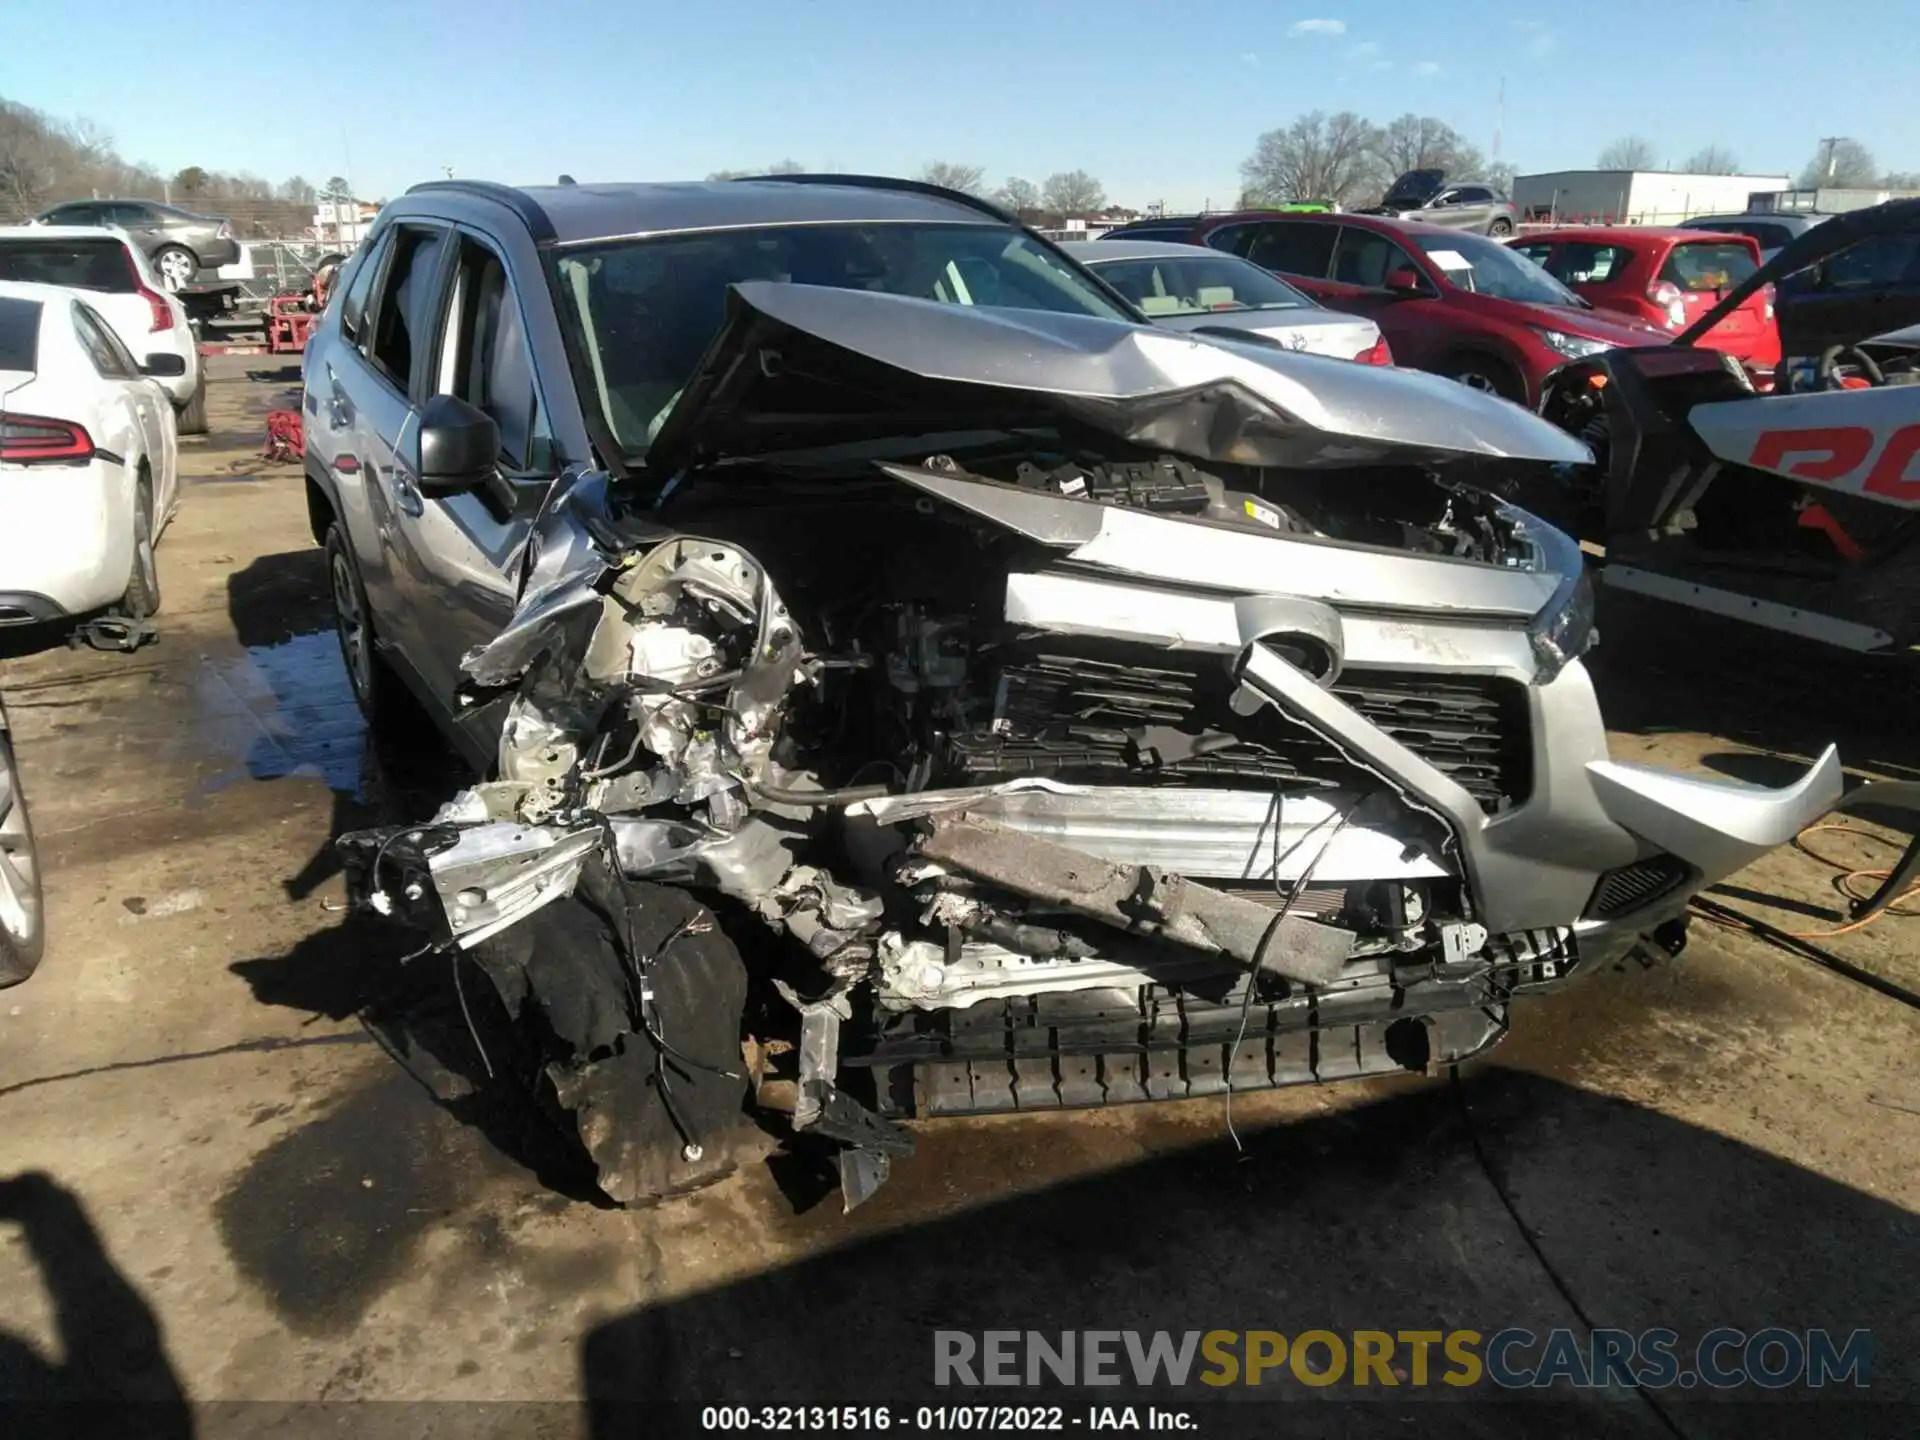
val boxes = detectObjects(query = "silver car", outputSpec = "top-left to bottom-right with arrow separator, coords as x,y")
1061,240 -> 1388,361
1363,169 -> 1519,237
301,176 -> 1871,1210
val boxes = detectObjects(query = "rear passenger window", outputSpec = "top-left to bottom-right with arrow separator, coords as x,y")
1554,243 -> 1631,284
1244,223 -> 1336,278
367,225 -> 450,395
1332,228 -> 1417,288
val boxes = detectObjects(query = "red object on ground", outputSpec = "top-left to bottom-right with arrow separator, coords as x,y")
261,409 -> 304,464
1506,226 -> 1782,369
266,295 -> 317,354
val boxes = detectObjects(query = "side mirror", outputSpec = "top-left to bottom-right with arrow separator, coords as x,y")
1383,267 -> 1426,296
142,353 -> 187,378
413,393 -> 500,497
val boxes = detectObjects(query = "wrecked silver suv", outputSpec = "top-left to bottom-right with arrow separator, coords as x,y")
307,177 -> 1857,1210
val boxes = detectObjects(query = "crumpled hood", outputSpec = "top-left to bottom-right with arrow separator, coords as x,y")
641,281 -> 1591,480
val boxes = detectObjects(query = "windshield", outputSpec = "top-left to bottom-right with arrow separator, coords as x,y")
1414,231 -> 1581,307
0,238 -> 138,293
553,222 -> 1130,457
1087,253 -> 1313,316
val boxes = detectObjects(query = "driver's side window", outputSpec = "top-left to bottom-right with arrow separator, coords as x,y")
436,237 -> 552,473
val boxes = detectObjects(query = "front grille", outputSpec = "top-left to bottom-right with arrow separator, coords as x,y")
943,642 -> 1533,811
1585,854 -> 1694,919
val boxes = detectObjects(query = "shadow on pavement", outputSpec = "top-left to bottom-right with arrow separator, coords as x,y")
0,1171 -> 192,1434
579,1067 -> 1913,1437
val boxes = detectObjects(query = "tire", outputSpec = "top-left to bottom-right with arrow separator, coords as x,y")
152,245 -> 197,293
118,481 -> 161,619
0,730 -> 46,987
176,370 -> 209,436
324,523 -> 406,734
1440,353 -> 1526,404
1487,216 -> 1514,238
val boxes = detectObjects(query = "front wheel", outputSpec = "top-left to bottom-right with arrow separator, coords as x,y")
1487,216 -> 1514,238
324,523 -> 408,734
1440,353 -> 1526,404
0,730 -> 46,987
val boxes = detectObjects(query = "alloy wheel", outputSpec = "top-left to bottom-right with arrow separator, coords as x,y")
156,249 -> 195,291
330,550 -> 373,703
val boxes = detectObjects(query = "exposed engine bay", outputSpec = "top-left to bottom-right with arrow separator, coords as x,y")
338,435 -> 1609,1210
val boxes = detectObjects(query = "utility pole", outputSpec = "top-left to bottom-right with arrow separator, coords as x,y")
1819,136 -> 1842,182
1493,76 -> 1504,169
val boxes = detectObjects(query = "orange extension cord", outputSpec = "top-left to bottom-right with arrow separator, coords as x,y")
1697,821 -> 1920,941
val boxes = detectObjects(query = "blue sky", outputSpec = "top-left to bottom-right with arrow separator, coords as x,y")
3,0 -> 1917,209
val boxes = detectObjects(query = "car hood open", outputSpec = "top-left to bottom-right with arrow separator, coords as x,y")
638,280 -> 1589,485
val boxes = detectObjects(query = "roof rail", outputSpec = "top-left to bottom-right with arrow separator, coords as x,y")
404,179 -> 556,241
730,172 -> 1018,227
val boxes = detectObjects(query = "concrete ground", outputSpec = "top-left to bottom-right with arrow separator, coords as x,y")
1,357 -> 1915,1435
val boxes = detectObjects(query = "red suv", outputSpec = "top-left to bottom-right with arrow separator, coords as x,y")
1506,227 -> 1781,371
1147,211 -> 1670,406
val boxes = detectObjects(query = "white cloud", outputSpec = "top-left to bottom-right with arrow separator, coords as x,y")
1349,39 -> 1381,58
1411,60 -> 1441,75
1241,51 -> 1260,64
1288,18 -> 1346,37
1371,59 -> 1394,70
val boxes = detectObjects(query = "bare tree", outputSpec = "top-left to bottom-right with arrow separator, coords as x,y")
1884,170 -> 1920,189
994,176 -> 1041,215
707,159 -> 807,181
918,161 -> 986,196
1041,169 -> 1106,217
278,176 -> 317,204
1597,136 -> 1659,170
1486,161 -> 1516,195
1241,110 -> 1383,208
1373,114 -> 1483,181
1683,145 -> 1741,175
172,166 -> 210,198
1798,138 -> 1878,188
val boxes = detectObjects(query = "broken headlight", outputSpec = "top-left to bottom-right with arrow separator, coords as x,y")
1510,507 -> 1596,684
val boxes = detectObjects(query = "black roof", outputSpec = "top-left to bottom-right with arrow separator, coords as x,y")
401,175 -> 1013,246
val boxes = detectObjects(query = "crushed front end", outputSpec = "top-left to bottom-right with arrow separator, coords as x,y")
340,285 -> 1853,1209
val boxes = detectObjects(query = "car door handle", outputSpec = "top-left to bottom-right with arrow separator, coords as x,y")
392,469 -> 425,518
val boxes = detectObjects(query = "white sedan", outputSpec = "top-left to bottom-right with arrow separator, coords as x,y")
1,279 -> 180,628
0,225 -> 208,434
1062,239 -> 1392,363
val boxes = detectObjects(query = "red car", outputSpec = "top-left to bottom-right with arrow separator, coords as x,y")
1507,227 -> 1781,371
1125,211 -> 1669,406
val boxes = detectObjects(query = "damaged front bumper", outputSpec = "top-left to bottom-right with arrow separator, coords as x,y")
336,459 -> 1912,1213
